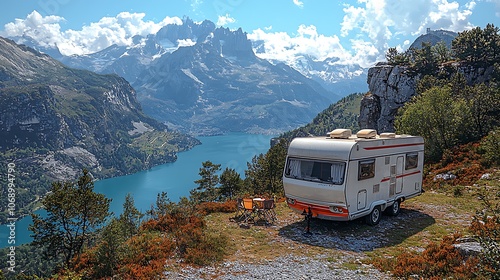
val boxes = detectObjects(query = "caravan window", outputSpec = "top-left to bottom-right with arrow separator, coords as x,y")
405,153 -> 419,170
285,158 -> 345,184
358,159 -> 375,180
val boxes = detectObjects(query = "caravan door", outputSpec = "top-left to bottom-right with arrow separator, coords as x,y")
396,156 -> 404,193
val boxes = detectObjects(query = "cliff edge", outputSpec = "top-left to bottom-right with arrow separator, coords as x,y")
359,62 -> 496,133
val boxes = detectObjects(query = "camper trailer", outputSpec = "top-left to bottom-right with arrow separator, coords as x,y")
283,129 -> 424,226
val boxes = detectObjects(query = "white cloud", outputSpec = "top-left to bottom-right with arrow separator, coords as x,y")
293,0 -> 304,8
216,14 -> 236,26
342,0 -> 475,40
248,24 -> 357,66
338,0 -> 476,66
1,10 -> 182,55
3,11 -> 66,49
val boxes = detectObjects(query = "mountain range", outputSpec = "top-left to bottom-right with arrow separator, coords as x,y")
0,37 -> 200,221
11,18 -> 368,135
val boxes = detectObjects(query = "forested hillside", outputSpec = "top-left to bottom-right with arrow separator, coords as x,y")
280,93 -> 363,140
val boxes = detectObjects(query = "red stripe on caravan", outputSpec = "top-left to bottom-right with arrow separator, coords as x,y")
381,170 -> 421,182
363,142 -> 424,150
288,201 -> 349,219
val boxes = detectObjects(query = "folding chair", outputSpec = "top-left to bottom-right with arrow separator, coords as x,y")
234,198 -> 245,221
240,198 -> 256,224
262,199 -> 277,225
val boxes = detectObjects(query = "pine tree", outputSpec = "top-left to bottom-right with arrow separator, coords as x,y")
191,161 -> 221,202
219,168 -> 243,200
118,193 -> 143,239
29,169 -> 111,268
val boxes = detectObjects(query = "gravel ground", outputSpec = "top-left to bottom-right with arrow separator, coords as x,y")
165,255 -> 393,279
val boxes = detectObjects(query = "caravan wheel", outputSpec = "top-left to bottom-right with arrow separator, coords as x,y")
385,199 -> 401,216
365,206 -> 381,226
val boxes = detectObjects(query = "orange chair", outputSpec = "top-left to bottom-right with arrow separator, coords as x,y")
240,198 -> 256,224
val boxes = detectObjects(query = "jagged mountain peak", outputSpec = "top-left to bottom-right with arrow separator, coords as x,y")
212,26 -> 254,59
156,17 -> 215,45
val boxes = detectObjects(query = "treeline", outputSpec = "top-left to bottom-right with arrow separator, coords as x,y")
396,74 -> 500,162
190,138 -> 288,202
386,23 -> 500,75
0,139 -> 289,279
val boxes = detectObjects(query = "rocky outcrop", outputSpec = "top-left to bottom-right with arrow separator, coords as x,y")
359,62 -> 496,133
213,27 -> 255,58
359,63 -> 419,132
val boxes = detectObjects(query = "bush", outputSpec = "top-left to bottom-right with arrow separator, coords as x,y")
184,232 -> 228,266
470,189 -> 500,279
119,232 -> 175,279
140,209 -> 228,266
479,128 -> 500,167
374,234 -> 479,279
196,201 -> 237,215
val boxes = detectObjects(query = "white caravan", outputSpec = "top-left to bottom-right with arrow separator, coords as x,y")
283,129 -> 424,225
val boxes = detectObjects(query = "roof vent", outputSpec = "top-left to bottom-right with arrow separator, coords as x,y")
357,129 -> 377,139
328,128 -> 352,139
380,132 -> 396,139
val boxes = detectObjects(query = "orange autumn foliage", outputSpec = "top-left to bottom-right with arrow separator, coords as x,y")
72,201 -> 231,279
118,232 -> 175,279
424,142 -> 486,189
374,233 -> 480,279
196,200 -> 237,215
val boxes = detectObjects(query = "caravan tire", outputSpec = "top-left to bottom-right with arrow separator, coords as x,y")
385,199 -> 401,216
365,206 -> 382,226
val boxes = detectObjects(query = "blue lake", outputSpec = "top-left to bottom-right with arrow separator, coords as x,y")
0,133 -> 275,248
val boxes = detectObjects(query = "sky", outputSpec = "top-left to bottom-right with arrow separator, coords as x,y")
0,0 -> 499,68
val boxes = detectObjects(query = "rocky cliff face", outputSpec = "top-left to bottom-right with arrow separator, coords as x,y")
359,63 -> 418,132
359,62 -> 496,133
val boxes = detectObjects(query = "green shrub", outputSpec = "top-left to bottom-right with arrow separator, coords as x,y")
479,128 -> 500,167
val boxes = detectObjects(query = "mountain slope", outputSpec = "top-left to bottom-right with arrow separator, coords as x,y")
409,29 -> 457,49
255,53 -> 368,100
0,37 -> 199,221
280,92 -> 363,140
134,26 -> 334,135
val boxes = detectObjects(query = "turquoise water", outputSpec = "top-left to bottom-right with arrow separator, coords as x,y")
0,133 -> 274,248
